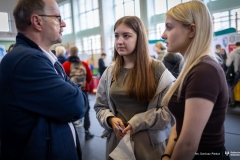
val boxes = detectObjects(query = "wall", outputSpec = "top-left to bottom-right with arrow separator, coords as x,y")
0,41 -> 16,50
99,0 -> 114,66
150,0 -> 240,31
207,0 -> 240,13
62,33 -> 75,46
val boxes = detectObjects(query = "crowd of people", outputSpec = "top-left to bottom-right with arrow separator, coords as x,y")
0,0 -> 239,160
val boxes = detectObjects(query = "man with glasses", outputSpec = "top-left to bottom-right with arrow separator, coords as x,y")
0,0 -> 87,160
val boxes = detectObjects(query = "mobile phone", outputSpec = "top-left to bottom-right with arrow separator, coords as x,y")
116,123 -> 123,132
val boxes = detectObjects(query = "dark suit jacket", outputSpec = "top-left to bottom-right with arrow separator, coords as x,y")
0,33 -> 87,160
98,58 -> 106,76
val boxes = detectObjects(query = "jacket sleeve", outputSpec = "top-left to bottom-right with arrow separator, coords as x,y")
226,52 -> 234,67
128,72 -> 175,134
99,59 -> 106,69
13,54 -> 87,122
94,68 -> 115,130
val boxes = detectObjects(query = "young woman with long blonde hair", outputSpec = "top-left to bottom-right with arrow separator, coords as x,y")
161,1 -> 230,160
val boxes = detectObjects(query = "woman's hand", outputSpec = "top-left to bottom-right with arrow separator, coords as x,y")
122,124 -> 133,135
162,157 -> 170,160
108,117 -> 126,140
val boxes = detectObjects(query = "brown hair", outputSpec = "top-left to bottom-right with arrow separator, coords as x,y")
13,0 -> 45,31
7,44 -> 15,52
215,44 -> 221,50
101,53 -> 106,57
113,16 -> 156,102
70,46 -> 79,56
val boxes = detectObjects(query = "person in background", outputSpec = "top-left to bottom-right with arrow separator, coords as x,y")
98,53 -> 107,77
226,42 -> 240,107
215,44 -> 222,55
62,46 -> 94,140
94,16 -> 175,160
98,53 -> 107,76
56,46 -> 67,64
154,41 -> 166,61
215,44 -> 227,71
161,1 -> 229,160
162,52 -> 183,78
0,45 -> 6,62
151,55 -> 156,59
7,44 -> 15,53
0,45 -> 7,155
88,59 -> 94,73
220,48 -> 228,61
0,0 -> 87,159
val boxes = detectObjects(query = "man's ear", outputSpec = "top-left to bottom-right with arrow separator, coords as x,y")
189,23 -> 196,38
30,14 -> 43,31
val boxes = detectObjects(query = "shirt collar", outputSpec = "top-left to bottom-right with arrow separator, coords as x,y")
39,47 -> 57,65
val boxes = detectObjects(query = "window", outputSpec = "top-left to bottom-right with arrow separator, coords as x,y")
230,8 -> 240,30
212,11 -> 229,32
211,8 -> 240,32
156,23 -> 166,39
78,0 -> 99,31
148,23 -> 166,40
114,0 -> 140,21
77,35 -> 102,55
59,2 -> 72,35
154,0 -> 190,15
0,12 -> 9,32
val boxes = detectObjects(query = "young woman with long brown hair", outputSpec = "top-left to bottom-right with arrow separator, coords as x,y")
94,16 -> 175,160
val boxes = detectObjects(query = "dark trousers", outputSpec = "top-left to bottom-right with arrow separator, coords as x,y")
228,71 -> 240,104
82,90 -> 90,131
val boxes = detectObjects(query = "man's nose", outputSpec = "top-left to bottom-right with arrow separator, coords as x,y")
61,20 -> 66,27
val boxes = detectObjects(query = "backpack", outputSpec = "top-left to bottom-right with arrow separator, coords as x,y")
226,61 -> 235,85
70,62 -> 86,88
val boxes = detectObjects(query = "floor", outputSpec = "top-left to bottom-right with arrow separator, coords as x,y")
77,94 -> 240,160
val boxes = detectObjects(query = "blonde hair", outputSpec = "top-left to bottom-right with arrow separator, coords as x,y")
113,16 -> 155,102
55,46 -> 66,57
161,0 -> 217,106
155,42 -> 165,50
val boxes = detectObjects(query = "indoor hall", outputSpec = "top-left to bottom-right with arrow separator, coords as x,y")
1,0 -> 240,160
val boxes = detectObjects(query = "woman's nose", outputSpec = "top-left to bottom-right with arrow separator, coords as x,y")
161,31 -> 166,40
117,37 -> 123,44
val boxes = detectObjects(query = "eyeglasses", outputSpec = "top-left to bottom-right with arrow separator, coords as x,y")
38,15 -> 62,24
